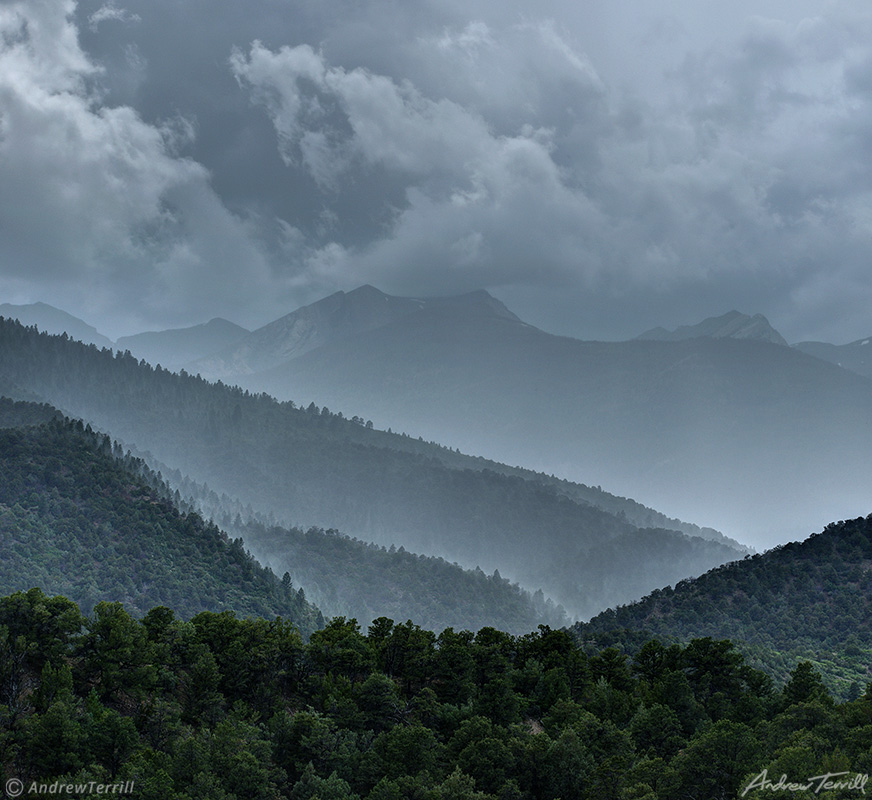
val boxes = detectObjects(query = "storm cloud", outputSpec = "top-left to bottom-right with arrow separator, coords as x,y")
2,0 -> 872,342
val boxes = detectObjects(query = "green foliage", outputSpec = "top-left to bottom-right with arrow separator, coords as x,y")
576,515 -> 872,696
664,719 -> 760,799
0,392 -> 564,635
0,318 -> 742,622
2,591 -> 872,799
0,418 -> 323,632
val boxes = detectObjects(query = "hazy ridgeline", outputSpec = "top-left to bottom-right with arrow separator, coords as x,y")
0,317 -> 744,621
213,289 -> 872,551
0,398 -> 564,634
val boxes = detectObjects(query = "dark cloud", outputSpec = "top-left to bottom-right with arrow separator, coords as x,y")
1,0 -> 871,343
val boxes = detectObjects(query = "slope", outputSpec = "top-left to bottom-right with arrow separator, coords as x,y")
116,317 -> 249,370
0,319 -> 745,619
575,514 -> 872,694
242,291 -> 872,548
794,336 -> 872,380
0,301 -> 114,349
0,402 -> 323,632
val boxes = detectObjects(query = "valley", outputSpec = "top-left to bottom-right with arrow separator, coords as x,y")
4,1 -> 872,794
1,293 -> 870,799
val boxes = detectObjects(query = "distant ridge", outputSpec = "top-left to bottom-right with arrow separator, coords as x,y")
0,301 -> 114,349
191,285 -> 521,380
637,310 -> 788,345
794,336 -> 872,380
0,318 -> 747,620
116,317 -> 249,370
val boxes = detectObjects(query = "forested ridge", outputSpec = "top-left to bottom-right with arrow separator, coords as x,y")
576,515 -> 872,695
218,518 -> 566,634
1,589 -> 869,799
0,399 -> 564,634
0,403 -> 322,629
0,318 -> 745,618
156,456 -> 568,633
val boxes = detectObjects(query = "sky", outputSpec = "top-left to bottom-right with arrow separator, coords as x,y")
2,0 -> 872,343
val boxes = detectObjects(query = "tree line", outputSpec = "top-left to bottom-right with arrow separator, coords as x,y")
1,588 -> 869,799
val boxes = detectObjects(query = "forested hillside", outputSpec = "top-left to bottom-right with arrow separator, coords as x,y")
0,408 -> 322,631
161,461 -> 567,633
1,590 -> 869,799
0,399 -> 562,633
0,319 -> 744,618
576,515 -> 872,695
206,516 -> 565,634
243,288 -> 872,545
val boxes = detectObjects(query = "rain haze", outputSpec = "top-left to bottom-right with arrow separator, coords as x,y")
2,0 -> 872,550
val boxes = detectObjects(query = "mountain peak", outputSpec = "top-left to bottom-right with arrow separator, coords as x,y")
637,311 -> 787,345
421,289 -> 521,323
115,317 -> 250,369
0,301 -> 114,349
347,283 -> 386,298
190,285 -> 524,380
191,286 -> 422,377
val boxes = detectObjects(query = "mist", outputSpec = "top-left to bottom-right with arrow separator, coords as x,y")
3,1 -> 872,553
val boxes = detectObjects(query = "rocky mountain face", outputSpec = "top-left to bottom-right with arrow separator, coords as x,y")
636,310 -> 788,345
794,336 -> 872,380
190,284 -> 519,380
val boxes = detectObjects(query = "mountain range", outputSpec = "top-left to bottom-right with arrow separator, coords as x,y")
4,288 -> 871,611
636,310 -> 788,345
0,317 -> 748,621
171,286 -> 872,548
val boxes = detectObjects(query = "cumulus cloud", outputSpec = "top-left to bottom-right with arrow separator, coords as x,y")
231,42 -> 494,183
0,0 -> 276,334
229,13 -> 872,327
3,0 -> 872,342
229,30 -> 616,294
88,2 -> 140,31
